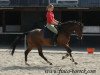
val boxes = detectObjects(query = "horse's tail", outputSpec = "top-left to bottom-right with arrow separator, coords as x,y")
10,32 -> 28,56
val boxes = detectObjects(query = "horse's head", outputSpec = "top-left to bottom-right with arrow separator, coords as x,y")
60,21 -> 83,40
74,21 -> 83,40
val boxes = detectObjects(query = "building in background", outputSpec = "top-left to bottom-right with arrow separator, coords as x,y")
0,0 -> 100,33
0,0 -> 100,46
49,0 -> 79,7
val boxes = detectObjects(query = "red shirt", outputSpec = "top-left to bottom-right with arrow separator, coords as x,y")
46,11 -> 55,24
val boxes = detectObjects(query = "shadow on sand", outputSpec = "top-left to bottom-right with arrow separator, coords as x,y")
1,65 -> 54,71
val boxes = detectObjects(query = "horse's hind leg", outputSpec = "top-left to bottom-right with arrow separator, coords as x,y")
38,46 -> 52,65
24,47 -> 32,66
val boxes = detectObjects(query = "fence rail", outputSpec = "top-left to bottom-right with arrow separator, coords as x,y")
0,32 -> 100,36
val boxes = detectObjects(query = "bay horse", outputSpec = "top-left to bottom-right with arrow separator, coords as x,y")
10,21 -> 83,65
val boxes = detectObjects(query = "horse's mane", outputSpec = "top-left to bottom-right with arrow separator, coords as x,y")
61,20 -> 83,28
58,21 -> 83,33
61,21 -> 78,25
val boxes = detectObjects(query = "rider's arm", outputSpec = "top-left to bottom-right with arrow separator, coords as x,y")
47,12 -> 58,25
47,16 -> 58,25
54,19 -> 59,24
51,20 -> 58,25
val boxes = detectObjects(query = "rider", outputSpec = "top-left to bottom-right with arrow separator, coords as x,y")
46,4 -> 59,34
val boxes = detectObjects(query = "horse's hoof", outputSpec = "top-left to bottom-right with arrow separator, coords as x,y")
74,62 -> 78,65
62,56 -> 65,60
25,63 -> 30,66
49,63 -> 52,65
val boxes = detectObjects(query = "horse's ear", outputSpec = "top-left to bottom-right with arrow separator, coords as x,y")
79,22 -> 84,27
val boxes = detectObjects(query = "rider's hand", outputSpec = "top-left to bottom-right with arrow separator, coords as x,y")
54,19 -> 59,25
56,21 -> 59,23
51,21 -> 58,25
58,22 -> 62,26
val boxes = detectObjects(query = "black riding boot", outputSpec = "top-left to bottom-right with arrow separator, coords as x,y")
52,34 -> 58,46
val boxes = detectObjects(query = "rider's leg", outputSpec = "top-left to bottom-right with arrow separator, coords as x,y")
46,25 -> 58,34
46,25 -> 58,45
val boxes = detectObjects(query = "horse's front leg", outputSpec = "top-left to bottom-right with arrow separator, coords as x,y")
62,53 -> 69,60
57,34 -> 70,60
64,45 -> 78,65
62,45 -> 69,60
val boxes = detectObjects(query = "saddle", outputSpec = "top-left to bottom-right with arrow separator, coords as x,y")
43,27 -> 53,38
43,24 -> 62,45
